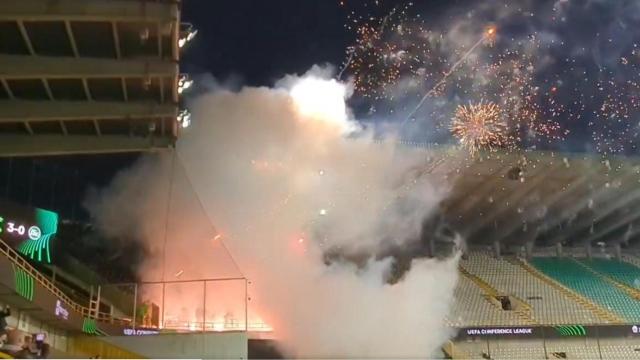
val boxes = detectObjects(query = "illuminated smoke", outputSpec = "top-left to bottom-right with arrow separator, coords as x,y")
86,66 -> 460,358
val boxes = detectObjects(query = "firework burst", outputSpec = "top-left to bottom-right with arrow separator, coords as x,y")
451,102 -> 509,155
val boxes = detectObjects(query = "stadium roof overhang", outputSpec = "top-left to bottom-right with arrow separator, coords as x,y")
0,0 -> 181,157
426,149 -> 640,250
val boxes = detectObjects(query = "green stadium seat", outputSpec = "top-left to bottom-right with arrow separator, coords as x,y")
531,258 -> 640,322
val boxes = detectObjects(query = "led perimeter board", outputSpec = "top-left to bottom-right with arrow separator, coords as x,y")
0,199 -> 58,263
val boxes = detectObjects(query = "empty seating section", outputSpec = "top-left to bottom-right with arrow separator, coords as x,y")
461,253 -> 601,325
453,339 -> 639,359
450,254 -> 640,359
530,258 -> 640,322
622,254 -> 640,269
580,258 -> 640,289
449,275 -> 527,327
599,338 -> 640,359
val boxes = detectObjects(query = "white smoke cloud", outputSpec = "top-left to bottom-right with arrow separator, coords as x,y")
86,67 -> 460,358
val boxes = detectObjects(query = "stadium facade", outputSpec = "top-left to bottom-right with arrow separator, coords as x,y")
0,0 -> 182,157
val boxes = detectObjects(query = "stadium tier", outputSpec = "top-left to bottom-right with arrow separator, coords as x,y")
578,258 -> 640,290
530,257 -> 640,322
449,252 -> 635,326
448,274 -> 528,327
458,252 -> 607,325
449,252 -> 640,359
452,338 -> 640,359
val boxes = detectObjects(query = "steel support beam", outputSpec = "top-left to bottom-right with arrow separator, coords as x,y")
614,243 -> 622,261
555,242 -> 563,257
0,135 -> 173,157
0,100 -> 176,121
447,165 -> 512,231
17,20 -> 36,55
0,0 -> 178,22
544,172 -> 639,245
490,174 -> 587,244
464,162 -> 559,239
582,209 -> 640,245
0,55 -> 177,79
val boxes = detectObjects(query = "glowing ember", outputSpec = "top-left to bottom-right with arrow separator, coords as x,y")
450,101 -> 508,155
484,25 -> 497,45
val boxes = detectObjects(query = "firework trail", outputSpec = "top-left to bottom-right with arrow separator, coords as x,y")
402,26 -> 496,125
337,48 -> 355,80
338,6 -> 396,81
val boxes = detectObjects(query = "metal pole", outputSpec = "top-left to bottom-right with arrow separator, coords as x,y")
161,151 -> 176,283
245,278 -> 248,332
596,326 -> 602,360
132,283 -> 138,330
89,286 -> 94,315
487,337 -> 491,359
161,282 -> 166,329
542,327 -> 548,359
202,280 -> 206,332
96,285 -> 102,321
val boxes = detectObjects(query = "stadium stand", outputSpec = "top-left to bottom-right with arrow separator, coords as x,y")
622,254 -> 640,269
452,338 -> 640,359
530,257 -> 640,322
578,258 -> 640,291
459,252 -> 606,325
448,273 -> 528,327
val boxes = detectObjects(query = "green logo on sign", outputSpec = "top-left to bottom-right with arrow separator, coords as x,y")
554,325 -> 586,336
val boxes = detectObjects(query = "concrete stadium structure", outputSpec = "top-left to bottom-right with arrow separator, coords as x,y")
418,149 -> 640,257
0,0 -> 182,156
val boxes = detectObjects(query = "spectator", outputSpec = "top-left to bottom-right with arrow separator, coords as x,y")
16,335 -> 37,359
0,306 -> 11,336
37,343 -> 49,359
1,330 -> 23,355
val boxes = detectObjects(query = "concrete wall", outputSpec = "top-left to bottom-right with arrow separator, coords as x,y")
103,332 -> 248,359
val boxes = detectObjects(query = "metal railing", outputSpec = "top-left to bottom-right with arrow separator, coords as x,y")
104,277 -> 251,333
0,238 -> 129,325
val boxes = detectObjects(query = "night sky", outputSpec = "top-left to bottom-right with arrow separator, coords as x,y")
3,0 -> 461,203
4,0 -> 640,218
180,0 -> 462,86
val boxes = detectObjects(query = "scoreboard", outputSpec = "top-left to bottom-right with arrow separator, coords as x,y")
0,199 -> 58,263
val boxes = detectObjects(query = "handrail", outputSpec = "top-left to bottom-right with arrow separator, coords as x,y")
0,238 -> 129,326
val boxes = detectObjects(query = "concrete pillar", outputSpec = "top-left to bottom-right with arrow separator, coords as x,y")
586,243 -> 592,259
525,241 -> 534,259
555,242 -> 563,257
493,241 -> 501,258
615,243 -> 622,261
428,236 -> 435,258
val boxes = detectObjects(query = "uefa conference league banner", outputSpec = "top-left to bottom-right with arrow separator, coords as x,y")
456,325 -> 640,339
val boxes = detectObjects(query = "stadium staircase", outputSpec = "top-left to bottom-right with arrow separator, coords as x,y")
0,238 -> 145,358
458,266 -> 536,325
513,258 -> 623,324
0,238 -> 99,320
529,257 -> 640,322
441,340 -> 460,359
